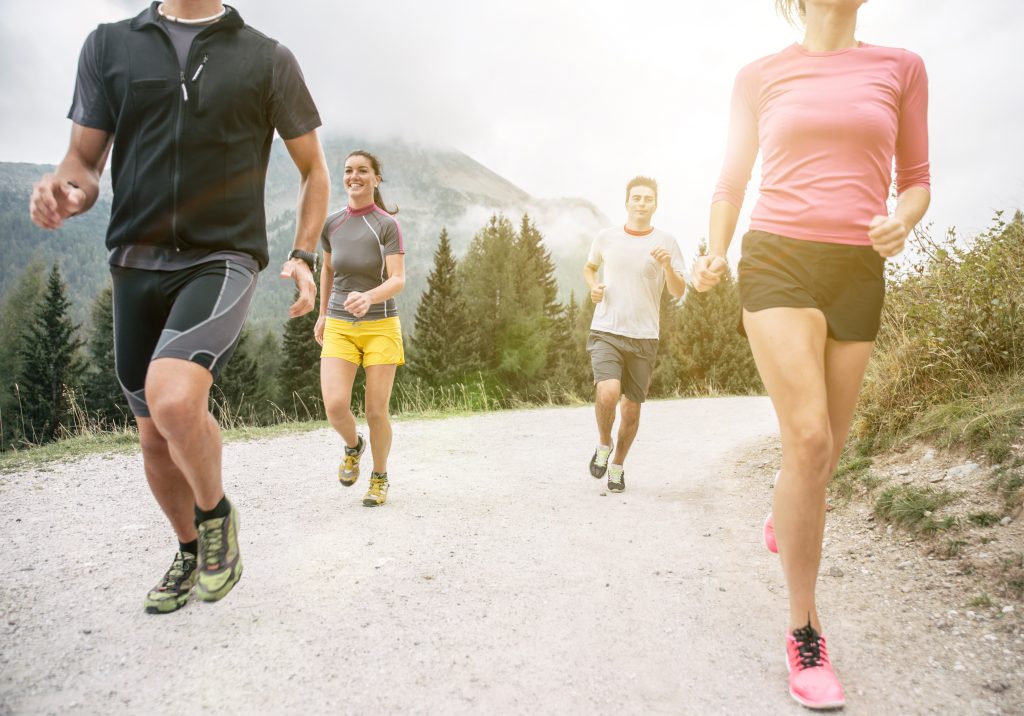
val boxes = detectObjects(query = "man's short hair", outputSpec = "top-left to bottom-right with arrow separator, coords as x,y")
625,176 -> 658,203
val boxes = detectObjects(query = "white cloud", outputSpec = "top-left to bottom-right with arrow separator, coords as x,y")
1,0 -> 1021,261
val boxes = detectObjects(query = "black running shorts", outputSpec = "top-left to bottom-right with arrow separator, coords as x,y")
110,260 -> 258,417
737,230 -> 885,342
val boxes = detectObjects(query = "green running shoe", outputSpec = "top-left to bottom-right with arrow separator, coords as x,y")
195,502 -> 243,602
144,550 -> 197,614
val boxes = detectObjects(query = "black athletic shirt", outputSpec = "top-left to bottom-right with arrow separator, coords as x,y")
68,7 -> 321,272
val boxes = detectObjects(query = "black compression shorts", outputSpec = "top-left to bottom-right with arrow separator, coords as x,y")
110,260 -> 257,417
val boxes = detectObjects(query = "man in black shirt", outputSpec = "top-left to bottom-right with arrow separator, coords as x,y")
29,1 -> 330,614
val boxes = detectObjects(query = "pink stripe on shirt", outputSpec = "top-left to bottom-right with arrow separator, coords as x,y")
713,43 -> 930,246
374,206 -> 404,252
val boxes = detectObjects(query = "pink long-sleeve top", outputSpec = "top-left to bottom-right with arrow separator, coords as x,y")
713,42 -> 930,246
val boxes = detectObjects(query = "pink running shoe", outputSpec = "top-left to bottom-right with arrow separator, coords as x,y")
786,623 -> 846,710
763,513 -> 778,554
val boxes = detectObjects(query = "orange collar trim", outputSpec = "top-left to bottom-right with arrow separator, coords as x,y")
624,225 -> 654,237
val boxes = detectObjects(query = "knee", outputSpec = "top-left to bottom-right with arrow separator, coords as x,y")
790,424 -> 833,474
595,382 -> 619,407
148,391 -> 206,439
365,406 -> 390,428
324,399 -> 354,426
138,426 -> 170,461
620,401 -> 641,426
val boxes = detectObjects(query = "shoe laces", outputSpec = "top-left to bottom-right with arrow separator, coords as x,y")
791,623 -> 829,671
595,445 -> 611,468
159,552 -> 195,590
199,518 -> 226,566
369,475 -> 387,494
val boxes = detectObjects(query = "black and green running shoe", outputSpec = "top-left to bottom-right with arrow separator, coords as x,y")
143,550 -> 197,614
607,468 -> 626,493
589,443 -> 613,478
195,502 -> 243,602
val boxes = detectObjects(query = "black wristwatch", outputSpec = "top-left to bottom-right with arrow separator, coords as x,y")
287,249 -> 319,273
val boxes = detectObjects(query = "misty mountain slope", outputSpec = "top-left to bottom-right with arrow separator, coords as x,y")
0,136 -> 608,332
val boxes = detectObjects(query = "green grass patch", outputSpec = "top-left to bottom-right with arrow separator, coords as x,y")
967,511 -> 1002,527
939,538 -> 968,559
968,593 -> 992,608
0,429 -> 140,473
990,459 -> 1024,512
829,454 -> 881,501
873,484 -> 960,535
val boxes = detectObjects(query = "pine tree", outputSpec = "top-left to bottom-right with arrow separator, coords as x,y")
517,214 -> 560,321
649,291 -> 685,397
83,284 -> 130,426
213,328 -> 262,423
459,215 -> 519,372
0,261 -> 47,448
408,228 -> 475,386
16,264 -> 85,443
667,246 -> 761,394
548,291 -> 592,398
253,328 -> 283,421
276,297 -> 322,420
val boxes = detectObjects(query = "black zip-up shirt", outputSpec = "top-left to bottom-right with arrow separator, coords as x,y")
67,2 -> 321,270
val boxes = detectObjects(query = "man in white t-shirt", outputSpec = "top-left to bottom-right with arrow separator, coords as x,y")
583,176 -> 687,492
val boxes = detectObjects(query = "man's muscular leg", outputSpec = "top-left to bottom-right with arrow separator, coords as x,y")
145,358 -> 225,511
137,417 -> 198,543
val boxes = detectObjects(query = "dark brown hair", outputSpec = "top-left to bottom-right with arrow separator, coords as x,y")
346,150 -> 398,215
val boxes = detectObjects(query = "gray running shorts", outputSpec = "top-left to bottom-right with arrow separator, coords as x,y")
587,330 -> 659,403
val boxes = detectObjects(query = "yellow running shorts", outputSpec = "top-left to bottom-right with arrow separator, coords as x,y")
321,316 -> 405,366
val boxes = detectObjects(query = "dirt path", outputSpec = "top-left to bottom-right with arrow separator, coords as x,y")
1,397 -> 1021,714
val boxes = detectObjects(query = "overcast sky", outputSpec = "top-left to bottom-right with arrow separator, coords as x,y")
2,0 -> 1022,259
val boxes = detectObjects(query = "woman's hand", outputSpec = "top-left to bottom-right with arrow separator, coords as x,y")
867,214 -> 909,258
314,315 -> 326,346
690,255 -> 728,292
344,291 -> 371,318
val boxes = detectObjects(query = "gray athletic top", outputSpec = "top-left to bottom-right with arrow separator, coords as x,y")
69,8 -> 317,273
320,204 -> 405,321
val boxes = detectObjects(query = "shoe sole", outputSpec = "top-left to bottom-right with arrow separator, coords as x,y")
195,562 -> 243,602
339,474 -> 359,487
362,500 -> 385,507
144,592 -> 191,614
785,654 -> 845,710
789,689 -> 845,710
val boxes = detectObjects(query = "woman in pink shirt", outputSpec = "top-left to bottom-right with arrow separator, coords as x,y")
692,0 -> 930,709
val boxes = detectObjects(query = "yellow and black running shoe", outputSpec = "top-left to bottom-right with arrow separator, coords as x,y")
362,473 -> 389,507
339,434 -> 366,486
143,550 -> 197,614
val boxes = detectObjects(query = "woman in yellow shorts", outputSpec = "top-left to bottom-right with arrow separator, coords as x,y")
314,150 -> 406,507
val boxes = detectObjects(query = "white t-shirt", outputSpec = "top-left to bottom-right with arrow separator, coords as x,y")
587,226 -> 687,340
